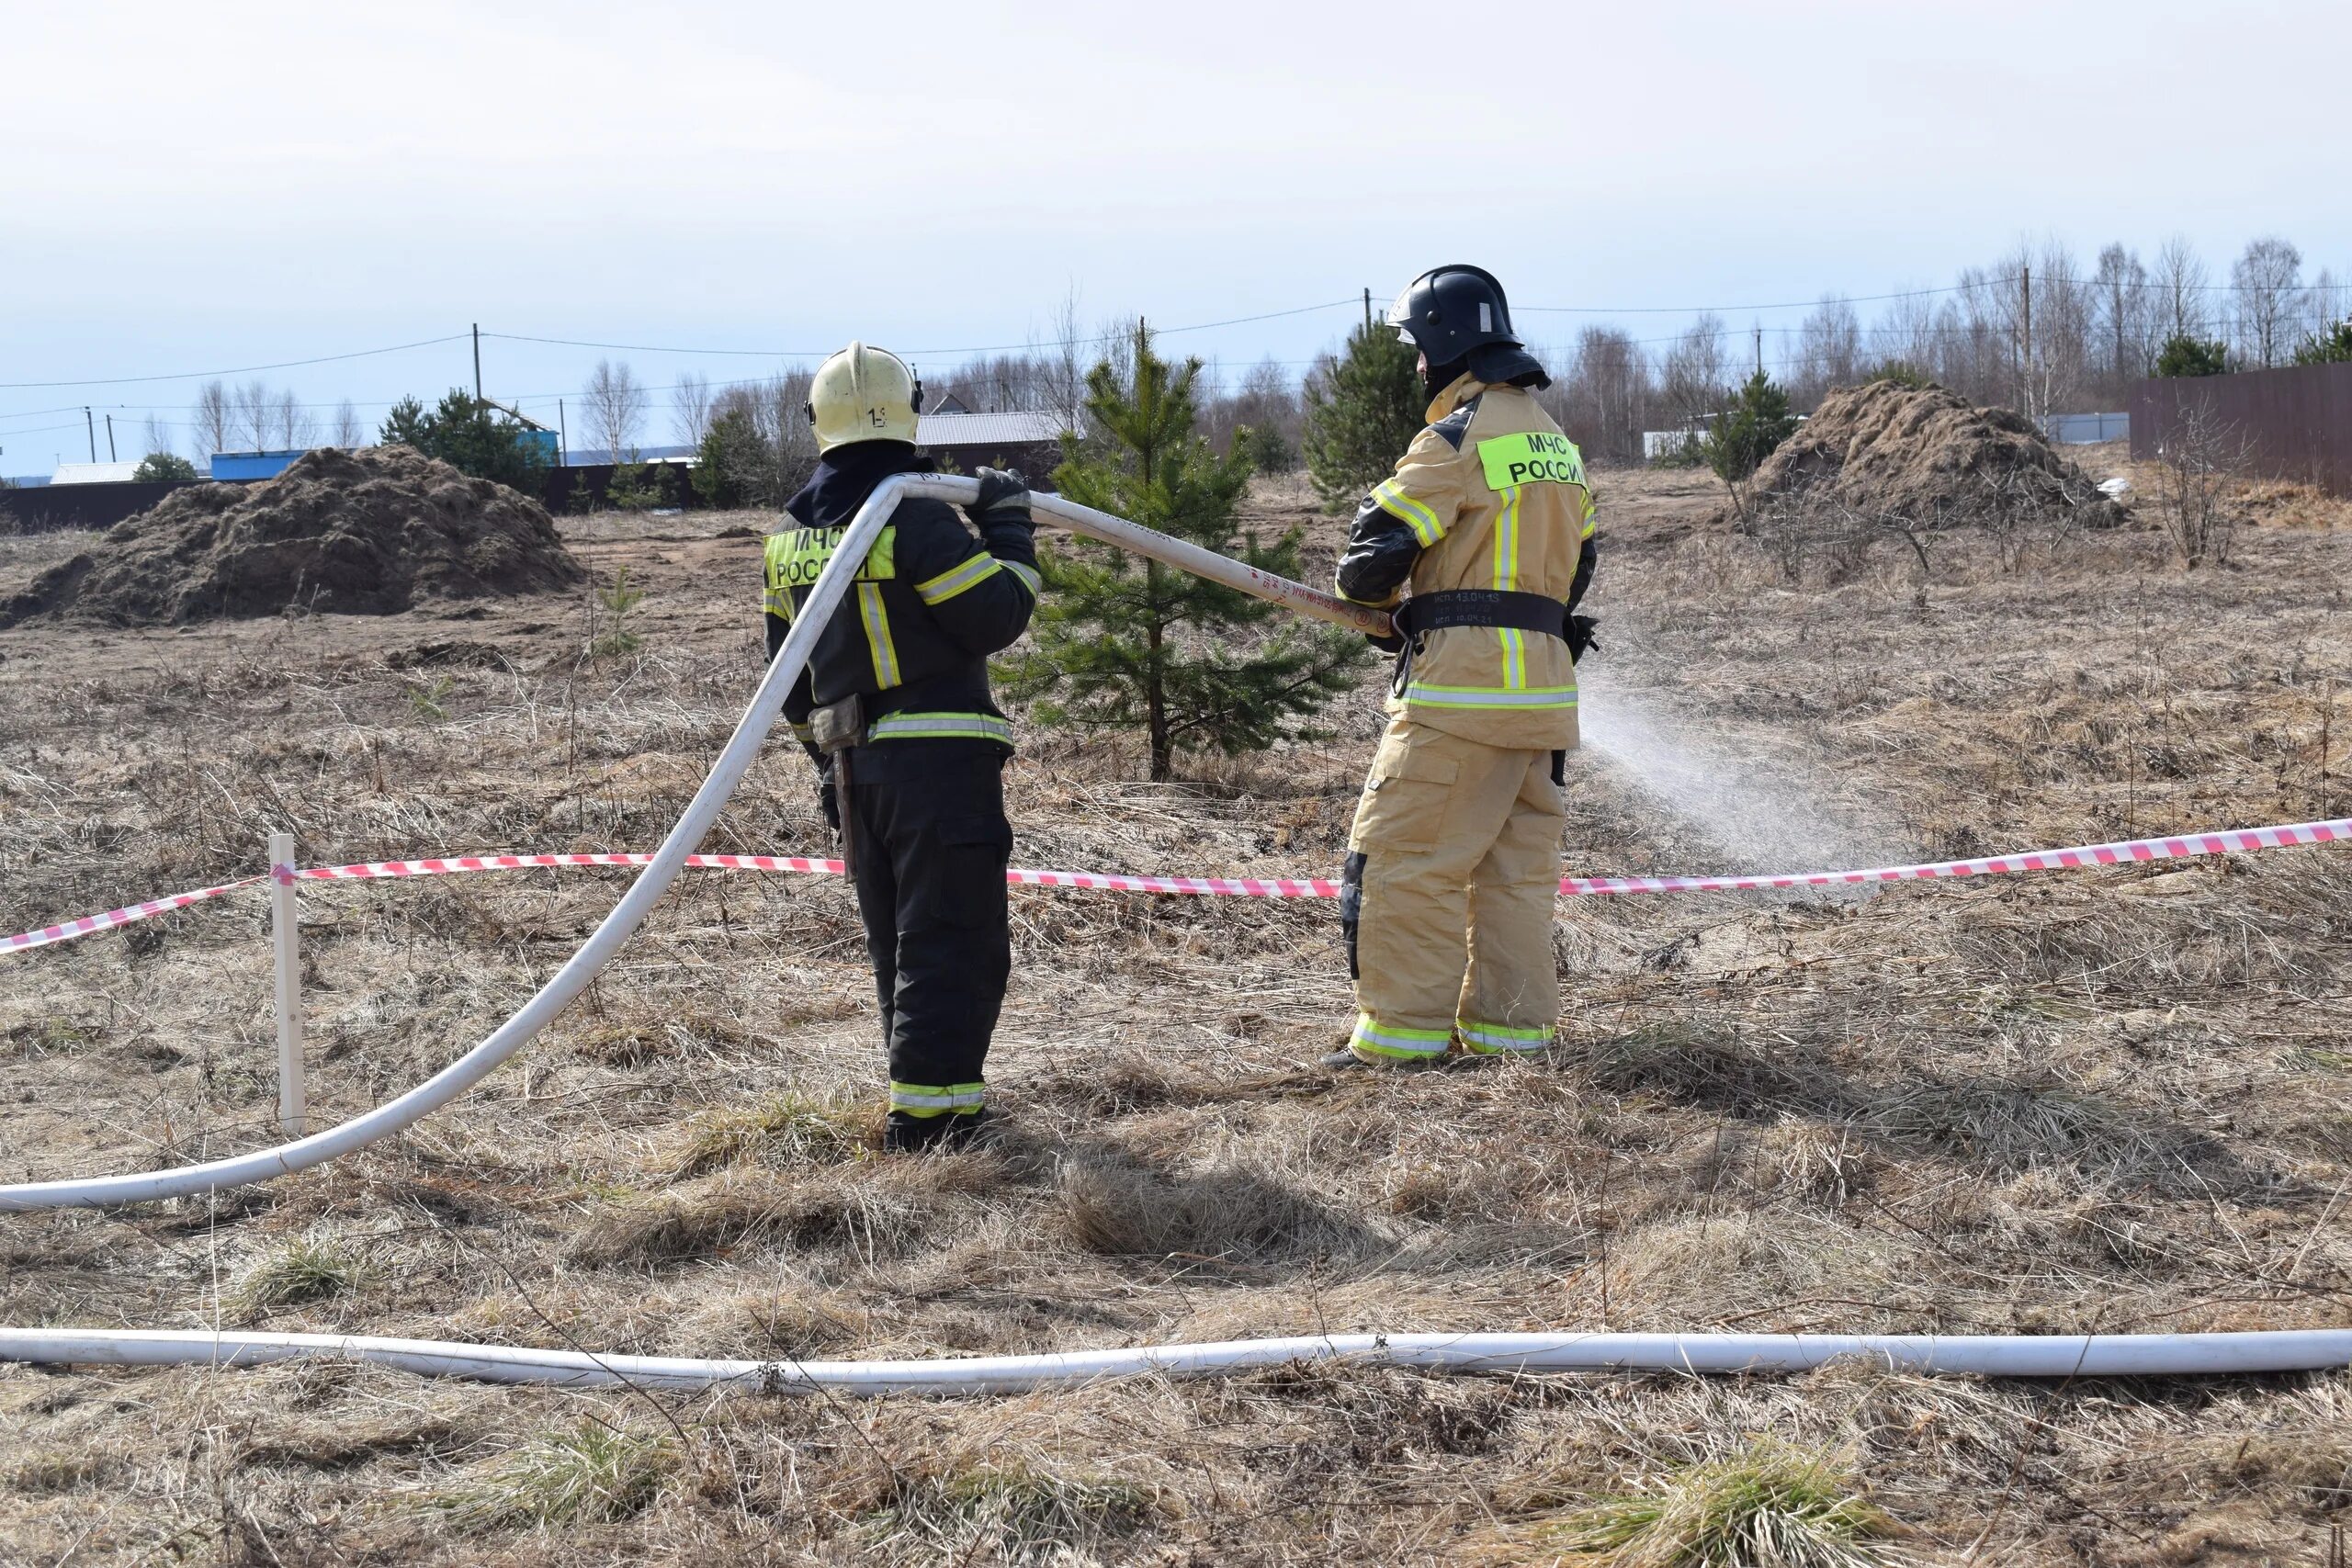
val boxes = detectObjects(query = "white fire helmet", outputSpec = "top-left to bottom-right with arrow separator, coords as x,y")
806,341 -> 923,454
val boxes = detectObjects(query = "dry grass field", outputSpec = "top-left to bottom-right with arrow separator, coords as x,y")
5,455 -> 2352,1565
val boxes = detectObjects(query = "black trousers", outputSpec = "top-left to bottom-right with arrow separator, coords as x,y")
844,743 -> 1013,1100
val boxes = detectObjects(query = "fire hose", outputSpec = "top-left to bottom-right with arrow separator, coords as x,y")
6,479 -> 2347,1394
6,1328 -> 2346,1394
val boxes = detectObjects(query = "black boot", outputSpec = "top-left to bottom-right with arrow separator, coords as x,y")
882,1109 -> 990,1154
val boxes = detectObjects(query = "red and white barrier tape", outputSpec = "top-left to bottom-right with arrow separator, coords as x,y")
8,817 -> 2349,956
1,874 -> 267,954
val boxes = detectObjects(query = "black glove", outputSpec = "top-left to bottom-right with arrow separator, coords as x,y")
970,467 -> 1031,525
817,777 -> 840,835
1550,749 -> 1566,788
1366,627 -> 1406,655
1566,614 -> 1600,661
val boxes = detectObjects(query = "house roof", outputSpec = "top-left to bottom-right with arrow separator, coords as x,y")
51,461 -> 147,485
917,411 -> 1070,448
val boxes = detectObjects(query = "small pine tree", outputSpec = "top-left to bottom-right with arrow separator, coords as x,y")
2292,318 -> 2352,366
1303,319 -> 1423,513
2155,333 -> 2230,378
1706,371 -> 1800,483
998,324 -> 1371,783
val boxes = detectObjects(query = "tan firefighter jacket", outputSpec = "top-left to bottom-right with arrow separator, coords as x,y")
1335,373 -> 1598,750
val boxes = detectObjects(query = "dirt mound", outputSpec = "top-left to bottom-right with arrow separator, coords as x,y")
1736,379 -> 2126,529
0,445 -> 583,628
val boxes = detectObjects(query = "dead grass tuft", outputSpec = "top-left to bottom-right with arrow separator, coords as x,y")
224,1235 -> 369,1318
1057,1155 -> 1384,1264
565,1170 -> 927,1269
865,1460 -> 1161,1560
662,1089 -> 871,1178
1546,1438 -> 1905,1567
430,1420 -> 673,1532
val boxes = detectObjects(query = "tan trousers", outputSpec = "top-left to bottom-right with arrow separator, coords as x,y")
1343,718 -> 1564,1063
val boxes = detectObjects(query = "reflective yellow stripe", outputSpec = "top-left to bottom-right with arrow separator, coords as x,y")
858,582 -> 900,687
1351,1013 -> 1451,1060
1458,1018 -> 1551,1055
1404,682 -> 1577,710
890,1080 -> 987,1117
866,712 -> 1013,744
1495,485 -> 1524,689
1372,479 -> 1445,547
1004,560 -> 1042,598
763,589 -> 793,620
1582,496 -> 1599,541
914,552 -> 1001,605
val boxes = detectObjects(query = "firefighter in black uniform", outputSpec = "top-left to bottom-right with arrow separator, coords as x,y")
763,342 -> 1041,1153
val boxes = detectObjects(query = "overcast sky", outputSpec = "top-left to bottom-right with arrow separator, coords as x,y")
4,0 -> 2346,468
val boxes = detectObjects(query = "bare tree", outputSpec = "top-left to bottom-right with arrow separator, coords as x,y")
273,389 -> 316,450
1659,312 -> 1729,429
2024,238 -> 2093,419
1043,285 -> 1087,431
190,381 -> 233,457
2091,243 -> 2154,399
2153,236 -> 2211,342
1876,288 -> 1940,381
582,359 -> 648,461
2310,269 -> 2348,342
333,400 -> 362,448
234,379 -> 273,451
1937,266 -> 2010,406
672,370 -> 714,447
140,415 -> 177,461
1548,326 -> 1654,466
1792,294 -> 1861,407
2232,235 -> 2303,367
2152,393 -> 2245,566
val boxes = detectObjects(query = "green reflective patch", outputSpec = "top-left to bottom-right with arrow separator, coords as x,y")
766,525 -> 896,592
1476,431 -> 1587,491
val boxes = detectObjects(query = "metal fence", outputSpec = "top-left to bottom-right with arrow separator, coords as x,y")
0,479 -> 201,533
2130,362 -> 2352,497
2045,412 -> 2130,445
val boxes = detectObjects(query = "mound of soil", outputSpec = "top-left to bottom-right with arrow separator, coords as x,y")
0,446 -> 583,628
1735,379 -> 2126,529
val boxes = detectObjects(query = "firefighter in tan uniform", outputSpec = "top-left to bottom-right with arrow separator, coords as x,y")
1328,265 -> 1598,1067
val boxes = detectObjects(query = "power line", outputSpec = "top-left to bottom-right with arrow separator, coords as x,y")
0,333 -> 471,391
480,299 -> 1359,361
1517,280 -> 2000,316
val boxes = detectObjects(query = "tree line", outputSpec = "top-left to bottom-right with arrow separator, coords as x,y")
135,231 -> 2347,487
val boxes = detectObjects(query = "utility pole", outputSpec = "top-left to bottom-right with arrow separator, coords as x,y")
472,323 -> 483,404
105,415 -> 117,462
1363,287 -> 1373,333
558,399 -> 568,467
1754,324 -> 1763,377
84,408 -> 95,463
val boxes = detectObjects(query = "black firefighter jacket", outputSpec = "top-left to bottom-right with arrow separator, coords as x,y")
763,443 -> 1040,754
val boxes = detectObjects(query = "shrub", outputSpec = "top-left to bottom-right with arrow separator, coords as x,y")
131,451 -> 199,482
379,389 -> 550,489
2293,317 -> 2352,366
2155,333 -> 2230,378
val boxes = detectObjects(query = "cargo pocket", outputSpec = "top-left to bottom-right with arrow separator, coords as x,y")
936,818 -> 1012,931
1351,747 -> 1458,853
